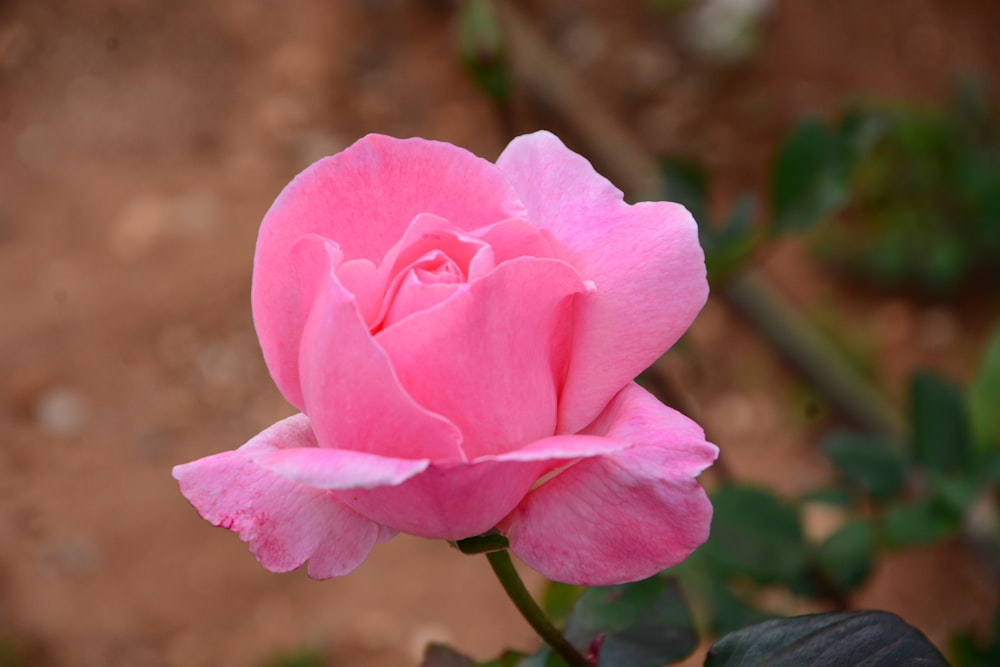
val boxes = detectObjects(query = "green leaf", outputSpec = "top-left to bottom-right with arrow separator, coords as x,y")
487,652 -> 532,667
703,582 -> 774,637
562,576 -> 697,667
771,119 -> 854,233
800,488 -> 856,507
704,611 -> 948,666
659,158 -> 709,225
884,496 -> 962,549
266,649 -> 326,667
658,156 -> 758,281
909,371 -> 972,473
838,108 -> 889,164
541,581 -> 583,625
933,473 -> 982,514
815,520 -> 877,592
701,486 -> 809,585
422,644 -> 475,667
706,194 -> 758,282
951,605 -> 1000,667
969,321 -> 1000,451
424,646 -> 531,667
457,0 -> 509,103
515,649 -> 564,667
822,432 -> 906,502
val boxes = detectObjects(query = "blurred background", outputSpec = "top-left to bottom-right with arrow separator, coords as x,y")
1,1 -> 998,665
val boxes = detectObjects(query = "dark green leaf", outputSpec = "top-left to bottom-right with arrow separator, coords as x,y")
822,432 -> 906,502
771,119 -> 854,233
659,158 -> 709,225
951,606 -> 1000,667
704,582 -> 774,637
800,488 -> 855,507
931,473 -> 982,514
457,0 -> 509,103
425,646 -> 530,667
266,648 -> 326,667
909,371 -> 972,473
701,486 -> 809,585
705,194 -> 758,282
486,651 -> 532,667
816,520 -> 877,591
516,648 -> 565,667
884,496 -> 962,548
422,644 -> 474,667
562,576 -> 697,667
838,108 -> 889,163
969,322 -> 1000,451
541,582 -> 583,625
705,611 -> 948,666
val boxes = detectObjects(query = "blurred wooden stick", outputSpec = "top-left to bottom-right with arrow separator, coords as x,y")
497,2 -> 905,439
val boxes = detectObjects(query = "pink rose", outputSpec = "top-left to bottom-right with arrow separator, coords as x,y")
173,132 -> 717,585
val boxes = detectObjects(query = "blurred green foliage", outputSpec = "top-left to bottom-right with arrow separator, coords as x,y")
665,327 -> 1000,654
448,24 -> 1000,662
264,648 -> 327,667
457,0 -> 510,104
481,326 -> 999,665
665,81 -> 1000,296
952,608 -> 1000,667
659,158 -> 757,283
0,638 -> 21,667
812,83 -> 1000,294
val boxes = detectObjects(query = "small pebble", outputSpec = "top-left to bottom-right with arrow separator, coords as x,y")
34,387 -> 88,437
40,537 -> 99,574
110,192 -> 219,261
801,502 -> 849,544
407,624 -> 453,663
918,307 -> 958,352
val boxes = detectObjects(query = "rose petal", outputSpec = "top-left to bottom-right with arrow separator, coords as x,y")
256,447 -> 430,490
172,414 -> 389,579
339,434 -> 631,540
496,131 -> 709,433
377,213 -> 492,288
253,134 -> 526,408
472,218 -> 566,267
298,236 -> 465,462
382,269 -> 462,328
499,383 -> 718,585
375,257 -> 587,459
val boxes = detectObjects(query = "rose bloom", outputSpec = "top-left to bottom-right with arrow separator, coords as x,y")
173,131 -> 717,586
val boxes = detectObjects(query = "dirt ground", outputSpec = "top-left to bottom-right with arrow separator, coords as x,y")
1,1 -> 998,666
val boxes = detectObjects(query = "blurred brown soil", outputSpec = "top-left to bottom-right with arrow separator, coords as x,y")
1,1 -> 998,666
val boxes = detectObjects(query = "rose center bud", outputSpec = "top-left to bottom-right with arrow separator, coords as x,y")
380,249 -> 469,327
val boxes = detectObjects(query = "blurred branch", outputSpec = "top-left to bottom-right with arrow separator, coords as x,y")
723,272 -> 903,438
496,1 -> 905,439
496,2 -> 662,201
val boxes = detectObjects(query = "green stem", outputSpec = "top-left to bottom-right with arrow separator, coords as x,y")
485,550 -> 592,667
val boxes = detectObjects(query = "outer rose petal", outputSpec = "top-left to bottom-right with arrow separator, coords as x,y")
499,383 -> 718,585
496,131 -> 709,433
338,435 -> 631,540
256,447 -> 430,490
376,257 -> 587,459
172,414 -> 389,579
253,135 -> 526,408
298,237 -> 464,462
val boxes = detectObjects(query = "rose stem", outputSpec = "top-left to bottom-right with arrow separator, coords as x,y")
484,549 -> 592,667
